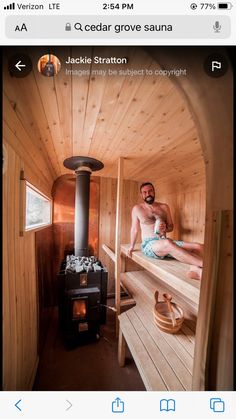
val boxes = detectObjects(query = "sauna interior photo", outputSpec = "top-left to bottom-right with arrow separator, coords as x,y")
2,46 -> 233,391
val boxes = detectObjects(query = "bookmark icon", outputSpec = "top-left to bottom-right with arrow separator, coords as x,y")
160,398 -> 176,411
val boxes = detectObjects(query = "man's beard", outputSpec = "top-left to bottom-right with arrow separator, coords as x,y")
144,195 -> 155,205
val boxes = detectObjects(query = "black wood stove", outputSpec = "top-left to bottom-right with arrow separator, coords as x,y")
57,157 -> 108,347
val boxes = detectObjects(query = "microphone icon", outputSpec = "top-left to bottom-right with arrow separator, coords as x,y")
213,21 -> 221,33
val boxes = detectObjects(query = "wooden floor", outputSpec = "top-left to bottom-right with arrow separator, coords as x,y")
119,270 -> 196,390
33,300 -> 145,391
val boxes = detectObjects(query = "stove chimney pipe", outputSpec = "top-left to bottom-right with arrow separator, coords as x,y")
74,167 -> 91,256
63,156 -> 104,257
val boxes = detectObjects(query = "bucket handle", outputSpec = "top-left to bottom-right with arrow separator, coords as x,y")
154,290 -> 159,303
163,293 -> 177,327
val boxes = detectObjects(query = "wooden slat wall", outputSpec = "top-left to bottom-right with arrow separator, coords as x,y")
35,226 -> 55,355
154,184 -> 206,243
99,177 -> 141,293
207,210 -> 233,390
99,177 -> 117,294
3,140 -> 53,390
3,117 -> 53,198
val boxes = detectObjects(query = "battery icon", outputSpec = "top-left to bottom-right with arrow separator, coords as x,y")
218,2 -> 233,9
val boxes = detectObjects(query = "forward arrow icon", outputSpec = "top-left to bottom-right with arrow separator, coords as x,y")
66,400 -> 72,411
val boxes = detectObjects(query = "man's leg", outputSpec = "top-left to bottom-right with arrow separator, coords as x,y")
179,242 -> 204,279
151,239 -> 203,267
181,242 -> 204,258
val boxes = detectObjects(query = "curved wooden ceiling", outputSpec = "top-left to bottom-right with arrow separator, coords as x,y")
4,46 -> 205,186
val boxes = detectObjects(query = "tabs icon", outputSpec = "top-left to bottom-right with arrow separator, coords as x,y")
210,398 -> 225,413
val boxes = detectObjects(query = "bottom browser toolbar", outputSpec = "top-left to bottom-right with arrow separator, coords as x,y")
1,391 -> 235,419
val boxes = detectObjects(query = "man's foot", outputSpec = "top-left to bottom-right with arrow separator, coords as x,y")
186,265 -> 202,280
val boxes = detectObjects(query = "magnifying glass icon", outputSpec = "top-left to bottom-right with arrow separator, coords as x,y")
74,23 -> 83,31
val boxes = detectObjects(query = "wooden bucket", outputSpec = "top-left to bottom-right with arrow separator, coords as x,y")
153,291 -> 184,334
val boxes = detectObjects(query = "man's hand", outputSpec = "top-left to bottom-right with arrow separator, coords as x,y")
159,221 -> 166,235
127,246 -> 134,258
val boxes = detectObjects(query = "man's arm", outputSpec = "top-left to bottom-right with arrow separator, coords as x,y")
164,204 -> 174,232
127,206 -> 140,257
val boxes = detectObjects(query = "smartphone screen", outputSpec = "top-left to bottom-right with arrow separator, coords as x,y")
1,1 -> 234,417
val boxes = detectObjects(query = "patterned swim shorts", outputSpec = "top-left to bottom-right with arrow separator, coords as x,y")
141,237 -> 184,259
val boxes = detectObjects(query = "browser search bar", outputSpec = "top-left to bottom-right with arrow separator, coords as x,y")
6,15 -> 230,38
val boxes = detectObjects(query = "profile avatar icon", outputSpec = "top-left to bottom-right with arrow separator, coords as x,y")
38,54 -> 61,77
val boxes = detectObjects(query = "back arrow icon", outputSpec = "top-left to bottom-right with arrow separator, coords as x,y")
15,399 -> 22,411
15,60 -> 26,71
66,400 -> 72,411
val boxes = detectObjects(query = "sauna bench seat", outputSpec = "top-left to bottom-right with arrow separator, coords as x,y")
118,270 -> 196,391
120,244 -> 200,310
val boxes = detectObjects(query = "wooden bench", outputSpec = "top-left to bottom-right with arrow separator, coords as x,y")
120,244 -> 200,314
102,243 -> 200,391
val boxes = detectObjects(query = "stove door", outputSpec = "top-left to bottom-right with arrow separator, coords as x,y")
72,297 -> 87,321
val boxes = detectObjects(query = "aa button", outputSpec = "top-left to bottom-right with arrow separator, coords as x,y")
15,23 -> 28,32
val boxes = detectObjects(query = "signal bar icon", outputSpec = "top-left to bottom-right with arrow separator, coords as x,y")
4,2 -> 15,9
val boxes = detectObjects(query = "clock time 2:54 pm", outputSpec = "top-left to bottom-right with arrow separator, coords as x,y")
103,3 -> 134,10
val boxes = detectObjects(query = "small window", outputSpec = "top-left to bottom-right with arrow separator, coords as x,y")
25,182 -> 52,231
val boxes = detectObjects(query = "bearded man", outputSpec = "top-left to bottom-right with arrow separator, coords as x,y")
127,182 -> 203,280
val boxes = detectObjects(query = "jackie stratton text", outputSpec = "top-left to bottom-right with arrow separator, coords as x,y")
65,56 -> 128,65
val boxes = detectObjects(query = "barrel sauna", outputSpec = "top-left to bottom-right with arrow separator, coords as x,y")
2,46 -> 233,391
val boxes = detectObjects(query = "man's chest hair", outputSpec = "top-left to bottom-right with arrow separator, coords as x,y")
138,204 -> 167,222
